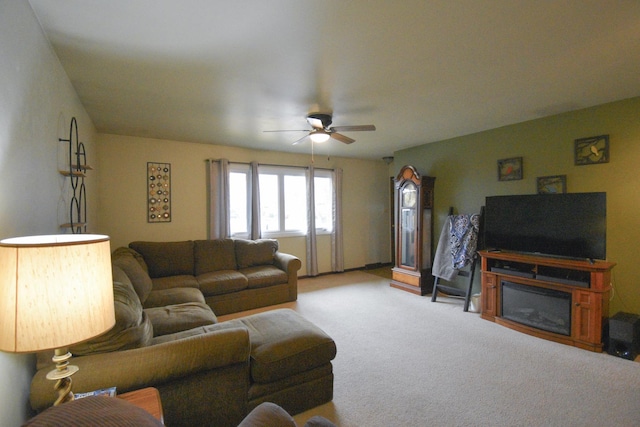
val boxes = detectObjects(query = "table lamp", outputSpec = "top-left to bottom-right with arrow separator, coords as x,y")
0,234 -> 115,406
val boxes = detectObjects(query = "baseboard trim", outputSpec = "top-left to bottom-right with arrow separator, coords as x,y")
298,263 -> 393,279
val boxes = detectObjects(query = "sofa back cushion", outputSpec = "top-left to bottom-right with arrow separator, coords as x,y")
235,239 -> 278,269
129,241 -> 195,278
194,239 -> 237,275
70,267 -> 153,356
112,247 -> 153,303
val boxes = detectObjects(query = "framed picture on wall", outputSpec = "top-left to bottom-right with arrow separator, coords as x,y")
147,162 -> 171,223
574,135 -> 609,165
537,175 -> 567,194
497,157 -> 523,181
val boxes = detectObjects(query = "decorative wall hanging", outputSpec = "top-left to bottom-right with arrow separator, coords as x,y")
574,134 -> 609,165
147,162 -> 171,223
497,157 -> 523,181
59,117 -> 89,234
537,175 -> 567,194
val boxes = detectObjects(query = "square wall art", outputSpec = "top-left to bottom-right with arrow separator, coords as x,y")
498,157 -> 523,181
537,175 -> 567,194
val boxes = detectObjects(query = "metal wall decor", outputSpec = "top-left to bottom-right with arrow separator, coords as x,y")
147,162 -> 171,222
59,117 -> 89,234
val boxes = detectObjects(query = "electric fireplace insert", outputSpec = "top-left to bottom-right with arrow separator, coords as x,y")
501,280 -> 572,336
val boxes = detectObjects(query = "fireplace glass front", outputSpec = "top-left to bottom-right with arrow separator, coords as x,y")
501,281 -> 571,336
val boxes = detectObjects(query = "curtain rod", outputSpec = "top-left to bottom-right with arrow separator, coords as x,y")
206,158 -> 334,172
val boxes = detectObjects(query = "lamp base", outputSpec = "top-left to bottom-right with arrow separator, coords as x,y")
46,348 -> 78,406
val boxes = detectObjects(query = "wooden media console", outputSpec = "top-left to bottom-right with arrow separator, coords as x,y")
479,250 -> 616,352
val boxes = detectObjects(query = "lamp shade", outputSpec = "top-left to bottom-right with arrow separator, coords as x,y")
0,234 -> 115,353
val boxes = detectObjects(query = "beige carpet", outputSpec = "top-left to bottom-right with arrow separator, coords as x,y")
220,271 -> 640,427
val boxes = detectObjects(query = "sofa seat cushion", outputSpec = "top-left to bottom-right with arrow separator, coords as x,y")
230,309 -> 337,383
235,239 -> 278,269
151,275 -> 199,290
149,322 -> 240,346
194,238 -> 237,275
144,302 -> 217,337
197,270 -> 248,296
143,287 -> 206,308
129,241 -> 195,278
241,266 -> 288,289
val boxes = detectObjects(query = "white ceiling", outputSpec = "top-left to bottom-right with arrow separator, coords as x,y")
29,0 -> 640,160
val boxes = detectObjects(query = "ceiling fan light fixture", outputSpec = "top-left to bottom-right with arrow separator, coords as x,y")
310,130 -> 330,143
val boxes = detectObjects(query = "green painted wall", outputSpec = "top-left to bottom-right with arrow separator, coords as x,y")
394,96 -> 640,315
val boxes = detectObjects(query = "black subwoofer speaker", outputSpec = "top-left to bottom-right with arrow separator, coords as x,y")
607,312 -> 640,360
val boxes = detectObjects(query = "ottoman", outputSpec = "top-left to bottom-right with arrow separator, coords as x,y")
226,309 -> 337,415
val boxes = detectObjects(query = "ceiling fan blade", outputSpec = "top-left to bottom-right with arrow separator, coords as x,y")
330,125 -> 376,132
263,129 -> 308,132
330,132 -> 355,144
307,117 -> 324,129
292,134 -> 310,145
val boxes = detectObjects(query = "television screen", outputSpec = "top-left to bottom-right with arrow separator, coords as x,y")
484,192 -> 606,260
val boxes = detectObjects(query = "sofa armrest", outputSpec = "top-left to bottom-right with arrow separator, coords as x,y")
30,327 -> 250,412
273,252 -> 302,301
273,252 -> 301,275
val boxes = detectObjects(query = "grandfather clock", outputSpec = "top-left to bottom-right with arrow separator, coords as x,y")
391,165 -> 435,295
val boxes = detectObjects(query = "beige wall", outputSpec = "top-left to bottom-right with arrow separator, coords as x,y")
95,134 -> 392,274
0,1 -> 98,425
394,97 -> 640,314
2,2 -> 637,425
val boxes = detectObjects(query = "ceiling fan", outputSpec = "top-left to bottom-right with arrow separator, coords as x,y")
265,113 -> 376,145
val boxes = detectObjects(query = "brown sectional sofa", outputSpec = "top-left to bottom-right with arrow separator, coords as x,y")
30,239 -> 336,427
128,238 -> 301,315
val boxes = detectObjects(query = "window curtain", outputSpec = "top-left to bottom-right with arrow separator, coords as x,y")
207,158 -> 230,239
249,161 -> 261,239
207,160 -> 344,275
331,168 -> 344,272
306,166 -> 319,276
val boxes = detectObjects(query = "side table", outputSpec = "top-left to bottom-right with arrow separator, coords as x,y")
119,387 -> 164,424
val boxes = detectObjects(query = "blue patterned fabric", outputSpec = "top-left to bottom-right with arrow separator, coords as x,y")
449,214 -> 480,269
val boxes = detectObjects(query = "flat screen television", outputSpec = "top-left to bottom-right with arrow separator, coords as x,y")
484,192 -> 606,261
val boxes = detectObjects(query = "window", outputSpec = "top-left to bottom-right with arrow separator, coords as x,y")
258,173 -> 280,232
314,170 -> 333,233
259,166 -> 307,236
229,164 -> 250,236
228,164 -> 333,238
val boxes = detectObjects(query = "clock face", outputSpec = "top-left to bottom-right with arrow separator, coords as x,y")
575,135 -> 609,165
402,185 -> 417,208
